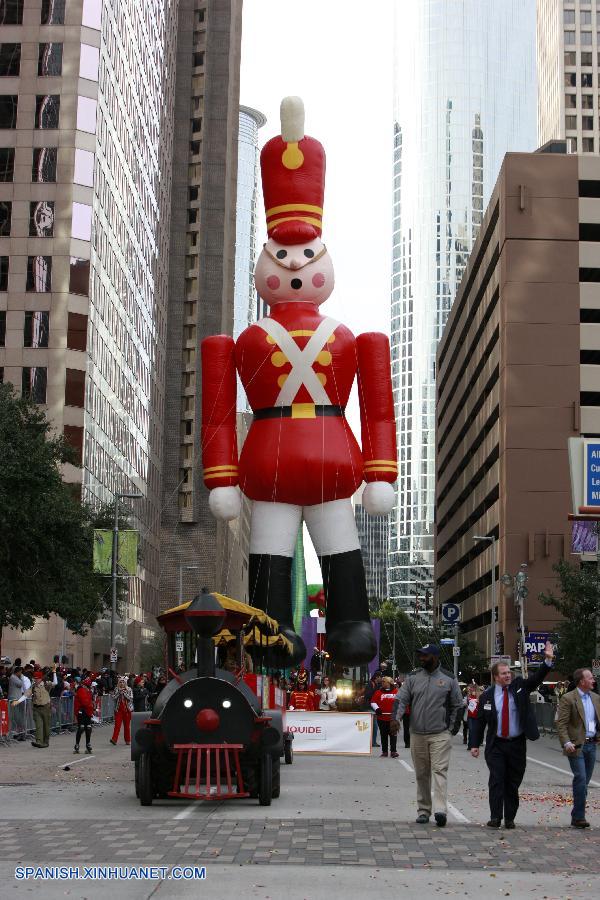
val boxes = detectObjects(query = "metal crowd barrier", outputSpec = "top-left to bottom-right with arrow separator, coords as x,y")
1,695 -> 115,744
534,701 -> 557,734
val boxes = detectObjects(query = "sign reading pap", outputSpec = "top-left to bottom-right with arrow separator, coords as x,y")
286,711 -> 372,755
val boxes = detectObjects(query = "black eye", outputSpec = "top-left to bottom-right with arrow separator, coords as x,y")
304,248 -> 314,258
276,249 -> 287,259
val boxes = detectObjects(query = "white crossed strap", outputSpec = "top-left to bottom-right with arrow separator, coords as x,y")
257,315 -> 340,406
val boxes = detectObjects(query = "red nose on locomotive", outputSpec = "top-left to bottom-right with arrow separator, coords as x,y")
131,592 -> 287,806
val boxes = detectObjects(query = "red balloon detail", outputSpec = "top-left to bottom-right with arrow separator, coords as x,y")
312,272 -> 325,287
266,275 -> 280,290
195,708 -> 220,732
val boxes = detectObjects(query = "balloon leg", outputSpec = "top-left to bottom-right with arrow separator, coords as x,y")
249,553 -> 307,665
320,549 -> 377,665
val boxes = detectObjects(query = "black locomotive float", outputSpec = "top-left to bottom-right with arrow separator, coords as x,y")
130,591 -> 293,806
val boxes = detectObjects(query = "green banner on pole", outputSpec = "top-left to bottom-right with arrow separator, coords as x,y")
93,530 -> 112,574
93,529 -> 138,575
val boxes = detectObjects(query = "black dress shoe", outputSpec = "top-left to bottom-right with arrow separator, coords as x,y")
571,819 -> 590,828
504,820 -> 515,829
487,819 -> 501,828
434,813 -> 447,827
415,814 -> 429,824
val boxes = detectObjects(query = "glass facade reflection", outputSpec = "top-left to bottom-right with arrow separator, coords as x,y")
234,106 -> 265,409
389,1 -> 537,609
84,0 -> 177,625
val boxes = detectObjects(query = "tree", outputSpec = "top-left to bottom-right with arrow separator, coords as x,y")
539,558 -> 598,678
139,630 -> 166,672
440,637 -> 487,682
371,600 -> 430,673
0,383 -> 108,641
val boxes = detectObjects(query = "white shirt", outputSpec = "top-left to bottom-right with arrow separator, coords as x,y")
319,686 -> 337,710
494,684 -> 521,738
578,688 -> 598,739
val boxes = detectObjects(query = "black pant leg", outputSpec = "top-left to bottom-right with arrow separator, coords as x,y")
486,742 -> 506,820
503,738 -> 527,822
379,720 -> 389,753
402,714 -> 410,748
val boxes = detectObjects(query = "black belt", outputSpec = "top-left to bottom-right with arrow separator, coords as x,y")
496,734 -> 524,742
253,404 -> 345,420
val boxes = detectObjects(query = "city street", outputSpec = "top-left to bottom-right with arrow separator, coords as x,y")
1,724 -> 598,898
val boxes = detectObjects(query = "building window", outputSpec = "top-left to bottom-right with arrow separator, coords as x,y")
38,43 -> 63,77
22,366 -> 47,403
565,51 -> 577,65
583,73 -> 594,87
23,310 -> 49,348
0,43 -> 20,76
63,424 -> 83,465
32,147 -> 57,182
584,137 -> 595,152
188,209 -> 198,225
564,10 -> 576,24
196,8 -> 205,23
64,368 -> 85,407
0,146 -> 13,181
564,29 -> 576,44
79,44 -> 99,81
190,140 -> 200,155
582,94 -> 594,108
565,72 -> 577,87
35,95 -> 60,129
76,95 -> 97,134
582,30 -> 593,45
582,51 -> 593,65
566,94 -> 577,109
26,256 -> 52,292
82,0 -> 101,30
566,115 -> 577,130
71,202 -> 92,240
582,11 -> 592,25
74,148 -> 94,186
0,94 -> 17,128
0,309 -> 5,345
192,117 -> 202,133
0,199 -> 11,235
583,115 -> 595,130
0,1 -> 24,25
0,256 -> 8,290
69,257 -> 90,295
193,52 -> 204,67
40,0 -> 65,25
66,312 -> 87,351
29,200 -> 54,237
568,136 -> 578,153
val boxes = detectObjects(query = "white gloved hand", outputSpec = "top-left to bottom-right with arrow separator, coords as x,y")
362,481 -> 395,516
208,486 -> 241,521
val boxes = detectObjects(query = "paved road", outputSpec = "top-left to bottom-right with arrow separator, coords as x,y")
1,722 -> 598,898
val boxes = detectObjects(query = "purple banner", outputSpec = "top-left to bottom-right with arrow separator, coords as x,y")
572,520 -> 597,554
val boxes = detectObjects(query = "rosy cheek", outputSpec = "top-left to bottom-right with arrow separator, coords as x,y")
312,273 -> 325,288
266,275 -> 280,290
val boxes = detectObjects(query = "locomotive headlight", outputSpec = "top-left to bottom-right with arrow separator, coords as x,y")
183,698 -> 193,708
222,700 -> 231,708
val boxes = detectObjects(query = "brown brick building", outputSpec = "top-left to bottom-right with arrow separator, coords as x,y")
435,149 -> 600,662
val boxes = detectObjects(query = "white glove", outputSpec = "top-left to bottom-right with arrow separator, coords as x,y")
362,481 -> 395,516
208,486 -> 241,521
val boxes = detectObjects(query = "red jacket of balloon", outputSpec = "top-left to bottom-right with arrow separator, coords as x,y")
201,302 -> 397,506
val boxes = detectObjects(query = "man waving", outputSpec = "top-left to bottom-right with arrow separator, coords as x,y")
469,641 -> 555,829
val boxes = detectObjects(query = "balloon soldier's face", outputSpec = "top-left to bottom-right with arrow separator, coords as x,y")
254,237 -> 334,307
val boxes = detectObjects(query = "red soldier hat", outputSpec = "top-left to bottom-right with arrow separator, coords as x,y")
260,97 -> 325,245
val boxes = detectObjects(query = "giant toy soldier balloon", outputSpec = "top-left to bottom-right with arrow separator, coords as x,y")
201,98 -> 397,665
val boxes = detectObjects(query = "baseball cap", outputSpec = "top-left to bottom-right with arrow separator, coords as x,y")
416,643 -> 441,656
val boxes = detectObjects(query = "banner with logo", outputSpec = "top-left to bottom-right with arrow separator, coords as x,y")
286,711 -> 372,755
0,699 -> 9,737
93,529 -> 138,575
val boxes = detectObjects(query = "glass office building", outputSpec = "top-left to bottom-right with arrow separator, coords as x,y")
389,1 -> 538,609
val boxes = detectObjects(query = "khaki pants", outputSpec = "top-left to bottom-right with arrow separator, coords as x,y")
410,730 -> 452,817
33,704 -> 50,747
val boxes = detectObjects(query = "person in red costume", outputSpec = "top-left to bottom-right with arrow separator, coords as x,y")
202,97 -> 397,665
289,686 -> 315,711
371,676 -> 399,758
73,677 -> 94,754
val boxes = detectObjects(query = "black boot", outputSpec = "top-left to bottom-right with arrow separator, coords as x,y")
321,549 -> 377,664
249,554 -> 306,664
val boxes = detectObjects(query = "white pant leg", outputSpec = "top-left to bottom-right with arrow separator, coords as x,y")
249,501 -> 302,557
303,499 -> 361,556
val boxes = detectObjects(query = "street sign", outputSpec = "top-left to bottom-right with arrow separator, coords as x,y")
441,603 -> 461,625
452,646 -> 460,657
440,638 -> 455,645
110,647 -> 117,663
175,639 -> 184,652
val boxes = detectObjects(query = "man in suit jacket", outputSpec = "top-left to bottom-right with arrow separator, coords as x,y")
556,667 -> 600,828
469,641 -> 555,828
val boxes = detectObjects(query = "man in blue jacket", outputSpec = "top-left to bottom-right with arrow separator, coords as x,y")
469,640 -> 555,828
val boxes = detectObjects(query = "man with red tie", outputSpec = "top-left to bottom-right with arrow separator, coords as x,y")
469,641 -> 555,829
201,98 -> 397,666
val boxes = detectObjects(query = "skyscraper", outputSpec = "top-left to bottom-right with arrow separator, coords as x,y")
537,0 -> 600,154
389,0 -> 538,610
0,0 -> 178,668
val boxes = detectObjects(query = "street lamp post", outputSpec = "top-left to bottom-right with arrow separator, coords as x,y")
110,492 -> 143,664
473,535 -> 497,663
179,564 -> 200,604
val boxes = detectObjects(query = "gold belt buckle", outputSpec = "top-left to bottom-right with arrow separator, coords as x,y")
291,403 -> 316,419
